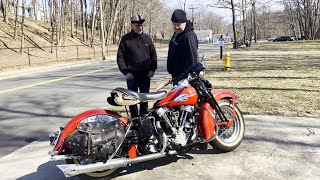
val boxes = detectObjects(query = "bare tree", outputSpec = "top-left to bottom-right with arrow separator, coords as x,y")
208,0 -> 239,48
32,0 -> 37,20
282,0 -> 320,40
70,0 -> 75,38
99,0 -> 105,59
80,0 -> 86,41
106,0 -> 122,44
14,0 -> 19,39
61,0 -> 68,45
230,0 -> 237,48
50,0 -> 55,52
252,0 -> 257,43
84,0 -> 89,41
90,0 -> 97,47
1,0 -> 10,23
242,0 -> 247,43
20,0 -> 26,53
43,0 -> 48,23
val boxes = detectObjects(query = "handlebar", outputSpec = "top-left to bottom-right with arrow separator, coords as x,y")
156,79 -> 172,91
156,71 -> 205,91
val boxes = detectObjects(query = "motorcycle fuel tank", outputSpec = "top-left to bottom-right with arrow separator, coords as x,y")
157,86 -> 198,107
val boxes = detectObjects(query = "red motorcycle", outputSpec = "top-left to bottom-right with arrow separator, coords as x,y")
49,65 -> 245,178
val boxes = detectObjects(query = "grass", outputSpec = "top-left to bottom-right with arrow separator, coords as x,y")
201,41 -> 320,118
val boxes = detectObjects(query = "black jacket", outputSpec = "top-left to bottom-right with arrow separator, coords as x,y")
167,20 -> 198,77
117,31 -> 157,75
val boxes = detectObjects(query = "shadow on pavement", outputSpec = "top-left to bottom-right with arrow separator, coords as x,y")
17,160 -> 68,180
17,154 -> 188,180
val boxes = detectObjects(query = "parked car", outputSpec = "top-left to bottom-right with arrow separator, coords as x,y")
297,36 -> 306,40
273,36 -> 293,42
268,37 -> 275,42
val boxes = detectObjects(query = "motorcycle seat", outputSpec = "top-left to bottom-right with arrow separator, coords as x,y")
113,87 -> 167,102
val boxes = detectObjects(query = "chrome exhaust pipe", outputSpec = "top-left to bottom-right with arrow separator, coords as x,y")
57,151 -> 176,177
57,131 -> 174,177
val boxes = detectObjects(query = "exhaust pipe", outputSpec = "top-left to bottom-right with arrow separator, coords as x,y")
57,131 -> 174,177
57,151 -> 176,177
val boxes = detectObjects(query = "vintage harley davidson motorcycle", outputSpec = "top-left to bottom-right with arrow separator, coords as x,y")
49,65 -> 245,178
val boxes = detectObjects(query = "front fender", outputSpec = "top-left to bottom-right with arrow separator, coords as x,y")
50,109 -> 128,155
211,89 -> 238,102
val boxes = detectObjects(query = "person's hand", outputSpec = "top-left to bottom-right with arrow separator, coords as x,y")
126,73 -> 134,80
147,71 -> 154,78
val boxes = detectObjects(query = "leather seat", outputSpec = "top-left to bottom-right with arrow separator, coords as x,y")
113,87 -> 167,102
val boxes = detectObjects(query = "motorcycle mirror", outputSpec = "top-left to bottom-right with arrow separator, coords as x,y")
199,71 -> 205,77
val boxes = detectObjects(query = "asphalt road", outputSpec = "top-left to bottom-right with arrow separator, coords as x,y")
0,44 -> 218,158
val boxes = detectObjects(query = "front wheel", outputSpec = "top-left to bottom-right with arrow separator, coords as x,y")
209,99 -> 245,152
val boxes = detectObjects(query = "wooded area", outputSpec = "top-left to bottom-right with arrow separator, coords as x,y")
0,0 -> 320,50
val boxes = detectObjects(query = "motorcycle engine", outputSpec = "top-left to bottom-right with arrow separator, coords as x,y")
165,106 -> 196,147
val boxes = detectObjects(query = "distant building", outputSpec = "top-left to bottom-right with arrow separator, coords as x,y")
195,30 -> 212,44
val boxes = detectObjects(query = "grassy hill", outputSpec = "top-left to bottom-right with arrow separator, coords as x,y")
0,14 -> 117,71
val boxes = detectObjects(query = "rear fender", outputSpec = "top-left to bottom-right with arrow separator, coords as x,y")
50,109 -> 128,155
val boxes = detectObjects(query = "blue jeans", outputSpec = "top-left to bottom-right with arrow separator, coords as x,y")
126,72 -> 150,118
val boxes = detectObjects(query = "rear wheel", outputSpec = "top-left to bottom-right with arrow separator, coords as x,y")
209,99 -> 245,152
66,158 -> 118,178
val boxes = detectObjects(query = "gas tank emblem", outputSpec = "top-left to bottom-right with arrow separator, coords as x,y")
173,94 -> 188,102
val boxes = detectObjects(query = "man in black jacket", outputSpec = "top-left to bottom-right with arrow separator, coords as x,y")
117,15 -> 157,118
167,9 -> 199,84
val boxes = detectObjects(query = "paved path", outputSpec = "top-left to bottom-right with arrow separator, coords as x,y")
0,115 -> 319,180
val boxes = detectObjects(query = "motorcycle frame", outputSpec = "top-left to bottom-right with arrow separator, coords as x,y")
50,75 -> 238,157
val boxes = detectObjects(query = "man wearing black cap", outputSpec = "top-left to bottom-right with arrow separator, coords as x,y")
117,15 -> 157,118
167,9 -> 199,83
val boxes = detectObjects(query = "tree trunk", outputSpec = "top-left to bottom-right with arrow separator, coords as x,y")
71,0 -> 74,38
50,0 -> 54,52
242,0 -> 247,43
106,0 -> 122,44
80,0 -> 86,41
54,0 -> 59,45
32,0 -> 37,20
62,0 -> 68,46
14,0 -> 19,39
253,1 -> 257,43
90,0 -> 97,47
231,0 -> 237,48
249,6 -> 253,46
99,0 -> 105,60
43,0 -> 48,23
1,0 -> 9,23
20,0 -> 26,54
84,0 -> 88,41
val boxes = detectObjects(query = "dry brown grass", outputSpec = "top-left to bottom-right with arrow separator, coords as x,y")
202,41 -> 320,118
0,15 -> 120,71
148,41 -> 320,118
